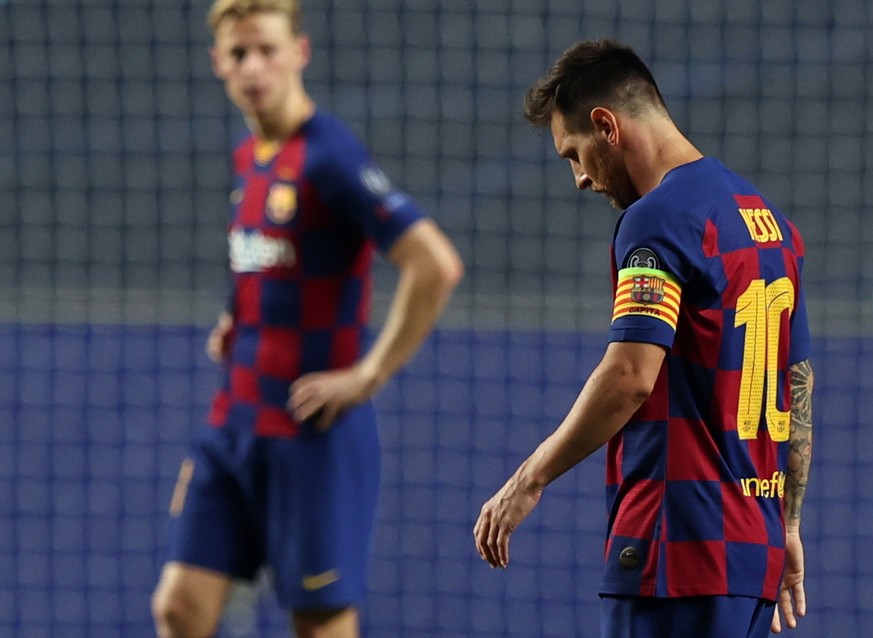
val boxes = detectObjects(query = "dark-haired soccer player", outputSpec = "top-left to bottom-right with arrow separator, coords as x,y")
474,39 -> 813,638
151,1 -> 463,637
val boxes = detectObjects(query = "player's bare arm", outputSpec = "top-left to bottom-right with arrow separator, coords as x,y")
785,359 -> 813,527
773,358 -> 814,634
288,218 -> 463,430
474,341 -> 666,568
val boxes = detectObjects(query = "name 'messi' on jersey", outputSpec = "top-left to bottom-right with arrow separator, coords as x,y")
229,227 -> 296,273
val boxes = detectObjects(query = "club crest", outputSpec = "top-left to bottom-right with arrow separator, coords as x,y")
630,274 -> 665,304
266,183 -> 297,224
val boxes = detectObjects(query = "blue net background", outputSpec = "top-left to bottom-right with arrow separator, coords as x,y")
2,0 -> 872,636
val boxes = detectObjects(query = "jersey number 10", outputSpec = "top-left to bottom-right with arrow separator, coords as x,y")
734,277 -> 795,442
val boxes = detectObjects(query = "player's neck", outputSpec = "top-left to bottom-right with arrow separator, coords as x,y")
630,124 -> 703,196
248,93 -> 316,142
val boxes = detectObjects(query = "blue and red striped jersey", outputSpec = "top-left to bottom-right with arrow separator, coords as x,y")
602,157 -> 810,601
208,112 -> 424,437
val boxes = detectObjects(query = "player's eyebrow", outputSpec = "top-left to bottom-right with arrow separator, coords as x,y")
555,142 -> 577,161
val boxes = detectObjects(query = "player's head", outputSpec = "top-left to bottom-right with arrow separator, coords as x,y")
208,0 -> 310,124
525,40 -> 669,210
524,39 -> 667,133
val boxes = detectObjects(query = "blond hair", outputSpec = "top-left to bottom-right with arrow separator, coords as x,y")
207,0 -> 302,34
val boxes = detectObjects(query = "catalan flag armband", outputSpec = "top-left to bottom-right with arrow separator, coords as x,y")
612,268 -> 682,331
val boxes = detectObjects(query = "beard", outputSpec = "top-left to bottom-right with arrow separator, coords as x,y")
592,141 -> 640,210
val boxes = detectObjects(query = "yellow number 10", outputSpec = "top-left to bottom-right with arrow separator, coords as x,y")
734,277 -> 795,442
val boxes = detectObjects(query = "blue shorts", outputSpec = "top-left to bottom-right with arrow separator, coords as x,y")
601,595 -> 775,638
163,404 -> 380,611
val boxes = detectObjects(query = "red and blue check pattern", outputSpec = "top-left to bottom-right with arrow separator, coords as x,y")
603,158 -> 809,601
208,113 -> 423,437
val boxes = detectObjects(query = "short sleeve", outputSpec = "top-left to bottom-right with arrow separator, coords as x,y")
306,118 -> 425,253
789,284 -> 811,364
608,202 -> 701,348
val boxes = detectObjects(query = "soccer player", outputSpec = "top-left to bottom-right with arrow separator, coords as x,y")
473,39 -> 813,638
150,1 -> 463,637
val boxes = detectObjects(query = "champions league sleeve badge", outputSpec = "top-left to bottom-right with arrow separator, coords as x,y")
626,247 -> 660,269
360,164 -> 409,212
360,164 -> 393,197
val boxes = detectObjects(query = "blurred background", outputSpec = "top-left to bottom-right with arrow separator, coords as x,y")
2,0 -> 871,636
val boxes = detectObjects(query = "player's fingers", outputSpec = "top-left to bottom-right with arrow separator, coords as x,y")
286,390 -> 304,416
287,391 -> 315,420
288,376 -> 310,400
472,513 -> 483,547
315,404 -> 338,431
478,520 -> 497,565
486,514 -> 506,568
474,518 -> 489,562
770,605 -> 782,634
495,524 -> 511,568
473,515 -> 489,562
288,377 -> 320,412
206,342 -> 219,362
289,396 -> 328,427
475,508 -> 499,567
206,332 -> 223,362
206,315 -> 233,362
792,582 -> 807,617
778,587 -> 796,630
287,387 -> 303,412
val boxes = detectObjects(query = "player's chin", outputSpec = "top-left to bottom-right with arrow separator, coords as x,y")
235,94 -> 270,117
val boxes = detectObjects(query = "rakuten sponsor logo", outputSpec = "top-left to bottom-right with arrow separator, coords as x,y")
229,228 -> 296,272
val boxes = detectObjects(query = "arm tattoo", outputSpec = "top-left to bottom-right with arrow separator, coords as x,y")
785,359 -> 813,524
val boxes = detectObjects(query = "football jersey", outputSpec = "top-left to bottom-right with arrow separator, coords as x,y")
601,157 -> 810,601
208,112 -> 424,437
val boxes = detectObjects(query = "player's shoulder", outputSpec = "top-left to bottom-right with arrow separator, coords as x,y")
654,157 -> 738,209
616,159 -> 736,258
300,111 -> 370,172
302,111 -> 366,151
628,158 -> 756,230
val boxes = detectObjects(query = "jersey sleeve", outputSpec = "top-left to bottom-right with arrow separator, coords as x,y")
787,221 -> 811,364
307,121 -> 425,253
608,202 -> 701,348
789,283 -> 811,364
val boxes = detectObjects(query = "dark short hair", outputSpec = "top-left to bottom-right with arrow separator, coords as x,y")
524,39 -> 667,131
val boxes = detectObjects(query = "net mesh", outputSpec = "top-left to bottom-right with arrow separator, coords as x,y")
3,0 -> 871,635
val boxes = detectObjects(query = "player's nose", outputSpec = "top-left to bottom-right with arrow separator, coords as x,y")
240,52 -> 265,76
576,173 -> 593,191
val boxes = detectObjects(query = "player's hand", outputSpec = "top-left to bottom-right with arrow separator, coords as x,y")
206,312 -> 234,364
772,529 -> 806,633
288,365 -> 376,432
473,475 -> 542,569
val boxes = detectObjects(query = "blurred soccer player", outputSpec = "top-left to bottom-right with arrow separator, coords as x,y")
150,1 -> 463,636
474,39 -> 813,638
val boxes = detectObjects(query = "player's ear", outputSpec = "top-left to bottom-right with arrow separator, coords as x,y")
209,46 -> 224,79
294,34 -> 312,70
590,107 -> 619,145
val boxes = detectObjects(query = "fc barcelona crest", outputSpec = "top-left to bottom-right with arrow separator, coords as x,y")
266,183 -> 297,224
630,275 -> 665,304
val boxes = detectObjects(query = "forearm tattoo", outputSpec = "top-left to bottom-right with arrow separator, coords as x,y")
785,359 -> 814,523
